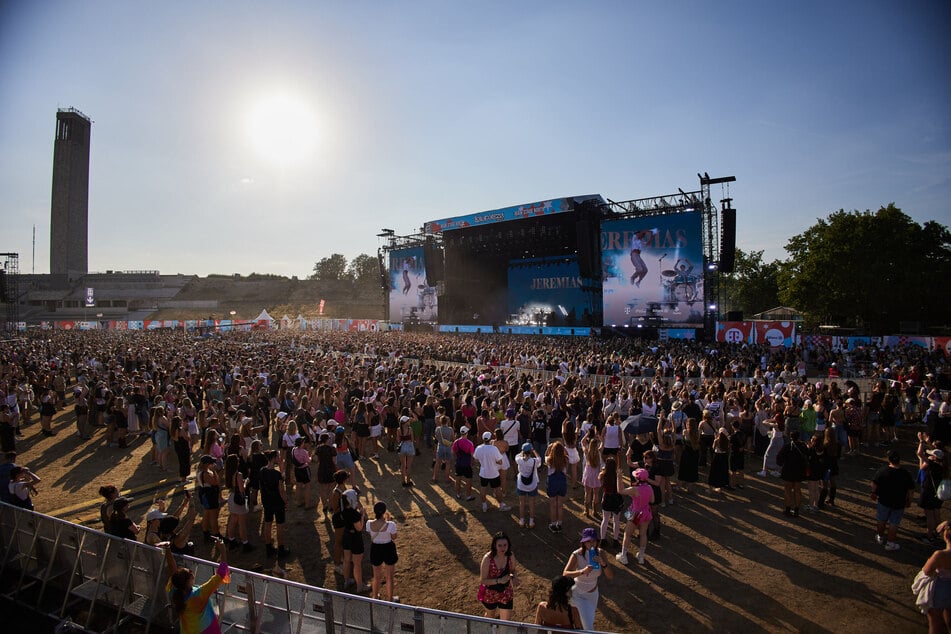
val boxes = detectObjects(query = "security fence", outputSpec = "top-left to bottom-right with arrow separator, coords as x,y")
0,503 -> 597,633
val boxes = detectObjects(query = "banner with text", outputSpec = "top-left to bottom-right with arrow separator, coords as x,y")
506,256 -> 587,325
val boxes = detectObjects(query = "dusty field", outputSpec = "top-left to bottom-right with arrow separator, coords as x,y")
18,403 -> 938,633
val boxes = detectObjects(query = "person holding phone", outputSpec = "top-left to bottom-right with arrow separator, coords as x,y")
562,527 -> 613,631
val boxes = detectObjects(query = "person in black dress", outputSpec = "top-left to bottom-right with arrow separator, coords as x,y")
678,419 -> 700,495
708,429 -> 731,493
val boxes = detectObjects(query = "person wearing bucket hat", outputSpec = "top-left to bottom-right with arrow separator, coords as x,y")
617,468 -> 654,566
561,527 -> 613,630
515,442 -> 540,528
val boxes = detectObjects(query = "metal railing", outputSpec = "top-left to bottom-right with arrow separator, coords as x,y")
0,503 -> 598,633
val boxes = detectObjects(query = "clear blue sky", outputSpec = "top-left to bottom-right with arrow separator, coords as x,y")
2,1 -> 949,276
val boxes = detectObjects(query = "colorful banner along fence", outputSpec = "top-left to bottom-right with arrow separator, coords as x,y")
715,321 -> 797,347
34,318 -> 383,332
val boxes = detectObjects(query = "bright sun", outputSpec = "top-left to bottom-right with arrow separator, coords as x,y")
244,93 -> 319,166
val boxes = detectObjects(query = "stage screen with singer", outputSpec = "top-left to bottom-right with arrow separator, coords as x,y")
506,256 -> 587,326
601,212 -> 704,327
388,247 -> 438,322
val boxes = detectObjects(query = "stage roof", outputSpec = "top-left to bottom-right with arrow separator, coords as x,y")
423,194 -> 604,234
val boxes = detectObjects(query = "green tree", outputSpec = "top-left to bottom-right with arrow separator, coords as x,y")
311,253 -> 349,281
778,204 -> 951,331
346,253 -> 382,289
720,249 -> 780,317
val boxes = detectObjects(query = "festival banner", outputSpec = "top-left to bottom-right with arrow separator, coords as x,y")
59,321 -> 75,330
601,211 -> 705,327
753,321 -> 796,347
934,337 -> 951,357
715,321 -> 755,344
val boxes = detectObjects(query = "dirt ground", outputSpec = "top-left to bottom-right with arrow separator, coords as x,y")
19,403 -> 939,633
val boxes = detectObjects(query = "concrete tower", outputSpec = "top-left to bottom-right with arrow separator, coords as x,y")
50,108 -> 91,278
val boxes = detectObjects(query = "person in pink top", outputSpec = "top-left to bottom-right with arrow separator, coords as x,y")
616,468 -> 654,565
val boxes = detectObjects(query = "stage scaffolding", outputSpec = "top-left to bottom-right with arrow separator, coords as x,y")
0,253 -> 19,331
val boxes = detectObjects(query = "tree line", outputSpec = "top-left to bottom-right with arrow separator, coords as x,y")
719,204 -> 951,333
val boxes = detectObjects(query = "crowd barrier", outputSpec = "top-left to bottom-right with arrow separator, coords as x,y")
0,503 -> 600,633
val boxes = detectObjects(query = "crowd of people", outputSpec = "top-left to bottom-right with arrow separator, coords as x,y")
1,328 -> 950,630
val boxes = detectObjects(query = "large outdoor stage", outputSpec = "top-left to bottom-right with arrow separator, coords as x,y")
380,174 -> 736,339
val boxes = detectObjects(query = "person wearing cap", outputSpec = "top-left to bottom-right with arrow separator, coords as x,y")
500,408 -> 521,469
451,426 -> 476,501
515,443 -> 540,528
616,468 -> 654,565
871,449 -> 915,552
917,435 -> 949,545
534,575 -> 582,629
106,496 -> 140,540
145,492 -> 198,555
474,430 -> 510,513
919,520 -> 951,631
562,527 -> 613,630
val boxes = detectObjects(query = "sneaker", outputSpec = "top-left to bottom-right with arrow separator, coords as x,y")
616,552 -> 629,565
528,518 -> 535,529
757,471 -> 768,477
334,565 -> 343,575
466,495 -> 476,501
498,503 -> 511,512
885,542 -> 900,551
456,493 -> 462,499
482,502 -> 488,513
769,470 -> 781,477
555,524 -> 563,532
637,551 -> 645,565
875,534 -> 885,545
549,523 -> 557,533
518,517 -> 525,527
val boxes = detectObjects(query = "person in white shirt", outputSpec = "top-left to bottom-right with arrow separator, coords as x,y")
474,432 -> 510,513
366,501 -> 398,602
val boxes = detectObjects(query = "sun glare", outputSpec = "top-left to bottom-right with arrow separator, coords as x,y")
244,93 -> 319,166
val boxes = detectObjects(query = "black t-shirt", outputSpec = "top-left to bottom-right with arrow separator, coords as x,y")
872,465 -> 915,509
249,453 -> 268,488
259,466 -> 284,506
532,416 -> 548,443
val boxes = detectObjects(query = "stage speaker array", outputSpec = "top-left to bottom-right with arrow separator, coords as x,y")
423,238 -> 444,285
573,199 -> 601,280
720,207 -> 736,273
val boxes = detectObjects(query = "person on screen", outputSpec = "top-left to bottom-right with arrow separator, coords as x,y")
402,258 -> 412,294
629,234 -> 649,287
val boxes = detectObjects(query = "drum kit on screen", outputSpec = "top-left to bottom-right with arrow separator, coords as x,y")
660,269 -> 699,304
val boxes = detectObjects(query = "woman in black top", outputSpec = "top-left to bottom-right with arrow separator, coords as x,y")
778,430 -> 808,517
108,497 -> 139,540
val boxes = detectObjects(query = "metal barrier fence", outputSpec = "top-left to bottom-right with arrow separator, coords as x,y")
0,503 -> 599,633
